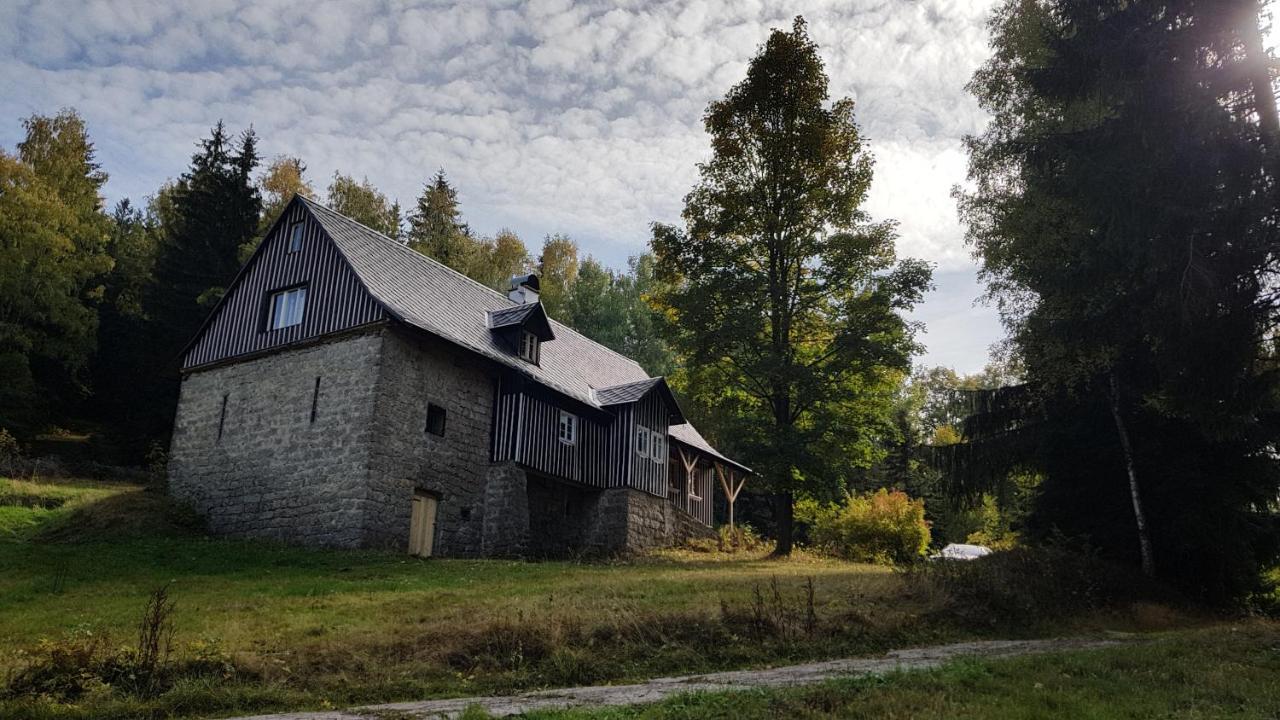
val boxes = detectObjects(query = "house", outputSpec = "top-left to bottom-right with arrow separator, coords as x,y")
167,195 -> 750,557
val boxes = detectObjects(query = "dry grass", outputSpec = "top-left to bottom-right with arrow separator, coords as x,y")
0,477 -> 1199,720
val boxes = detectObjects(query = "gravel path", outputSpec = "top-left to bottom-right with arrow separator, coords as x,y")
235,636 -> 1131,720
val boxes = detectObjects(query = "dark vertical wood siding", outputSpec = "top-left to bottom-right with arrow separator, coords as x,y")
492,388 -> 610,487
183,203 -> 385,369
628,393 -> 669,497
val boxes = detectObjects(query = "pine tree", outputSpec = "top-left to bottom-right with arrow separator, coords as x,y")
953,0 -> 1280,601
408,170 -> 476,271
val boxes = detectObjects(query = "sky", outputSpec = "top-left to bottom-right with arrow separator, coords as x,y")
0,0 -> 1006,374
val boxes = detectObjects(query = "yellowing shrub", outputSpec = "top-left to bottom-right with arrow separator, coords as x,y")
809,489 -> 931,565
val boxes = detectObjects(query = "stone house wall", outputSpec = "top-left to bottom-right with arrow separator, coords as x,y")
362,327 -> 504,555
170,324 -> 715,555
168,327 -> 385,547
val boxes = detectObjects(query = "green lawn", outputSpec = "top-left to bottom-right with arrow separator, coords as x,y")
0,476 -> 1227,719
522,624 -> 1280,719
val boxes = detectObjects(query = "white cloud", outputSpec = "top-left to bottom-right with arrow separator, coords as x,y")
0,0 -> 1004,368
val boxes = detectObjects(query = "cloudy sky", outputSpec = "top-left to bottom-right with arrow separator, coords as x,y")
1,0 -> 1005,374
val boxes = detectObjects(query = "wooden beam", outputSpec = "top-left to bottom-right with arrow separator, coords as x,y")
715,462 -> 745,530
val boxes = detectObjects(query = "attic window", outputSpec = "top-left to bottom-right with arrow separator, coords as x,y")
267,286 -> 307,331
518,330 -> 540,363
287,222 -> 304,253
636,425 -> 649,456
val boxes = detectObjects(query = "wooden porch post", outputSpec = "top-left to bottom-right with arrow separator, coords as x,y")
715,462 -> 746,531
677,446 -> 698,514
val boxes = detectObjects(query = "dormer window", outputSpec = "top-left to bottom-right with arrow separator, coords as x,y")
519,330 -> 540,363
287,222 -> 304,253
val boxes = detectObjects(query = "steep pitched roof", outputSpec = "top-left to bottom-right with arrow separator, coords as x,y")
299,196 -> 749,473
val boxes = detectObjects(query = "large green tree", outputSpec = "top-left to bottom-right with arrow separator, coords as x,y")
953,0 -> 1280,600
0,110 -> 112,433
651,18 -> 931,553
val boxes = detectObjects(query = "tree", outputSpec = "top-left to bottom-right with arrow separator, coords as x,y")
652,17 -> 931,554
89,198 -> 161,456
0,110 -> 113,433
327,172 -> 402,240
536,234 -> 578,317
239,156 -> 313,262
954,0 -> 1280,600
408,170 -> 475,270
470,229 -> 531,290
142,122 -> 261,445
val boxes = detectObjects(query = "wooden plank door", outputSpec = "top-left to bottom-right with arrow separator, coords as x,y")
409,491 -> 438,557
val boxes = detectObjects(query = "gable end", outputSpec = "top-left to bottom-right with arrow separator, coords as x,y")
182,198 -> 387,369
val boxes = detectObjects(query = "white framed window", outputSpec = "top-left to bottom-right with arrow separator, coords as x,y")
636,425 -> 649,456
518,330 -> 540,363
267,286 -> 307,331
558,411 -> 577,445
287,222 -> 305,253
651,432 -> 665,463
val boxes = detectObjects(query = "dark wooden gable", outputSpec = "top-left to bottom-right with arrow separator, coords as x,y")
182,199 -> 386,369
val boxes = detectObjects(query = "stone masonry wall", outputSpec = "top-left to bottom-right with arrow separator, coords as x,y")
168,328 -> 384,547
363,328 -> 505,555
584,487 -> 715,555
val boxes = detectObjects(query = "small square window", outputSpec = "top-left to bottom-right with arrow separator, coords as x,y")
426,403 -> 447,436
267,286 -> 307,331
636,425 -> 649,456
288,222 -> 305,253
558,411 -> 577,445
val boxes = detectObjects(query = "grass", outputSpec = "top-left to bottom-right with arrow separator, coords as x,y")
0,476 -> 1220,719
517,623 -> 1280,719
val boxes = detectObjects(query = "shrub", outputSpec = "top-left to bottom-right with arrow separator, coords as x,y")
0,428 -> 21,477
903,540 -> 1161,629
809,489 -> 931,565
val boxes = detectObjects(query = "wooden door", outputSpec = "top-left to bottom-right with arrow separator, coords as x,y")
409,491 -> 438,557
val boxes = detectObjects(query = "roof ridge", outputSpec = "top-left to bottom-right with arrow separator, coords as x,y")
300,195 -> 519,306
299,194 -> 651,377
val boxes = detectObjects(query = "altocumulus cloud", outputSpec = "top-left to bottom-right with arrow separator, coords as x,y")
0,0 -> 1003,371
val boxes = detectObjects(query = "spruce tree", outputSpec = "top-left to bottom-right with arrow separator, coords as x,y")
408,170 -> 475,271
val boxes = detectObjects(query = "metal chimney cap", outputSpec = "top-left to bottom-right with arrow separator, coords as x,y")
509,273 -> 540,292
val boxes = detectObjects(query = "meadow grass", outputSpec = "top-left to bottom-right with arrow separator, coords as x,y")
518,623 -> 1280,719
0,477 -> 1222,719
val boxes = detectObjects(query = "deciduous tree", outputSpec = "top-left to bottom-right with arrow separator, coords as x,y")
652,18 -> 931,554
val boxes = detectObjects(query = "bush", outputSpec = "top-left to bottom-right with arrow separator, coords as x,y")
903,541 -> 1161,629
0,428 -> 21,477
808,489 -> 931,565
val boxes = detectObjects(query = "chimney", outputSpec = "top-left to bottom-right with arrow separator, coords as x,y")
508,273 -> 541,304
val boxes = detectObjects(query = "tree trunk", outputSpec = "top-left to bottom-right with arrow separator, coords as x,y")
773,490 -> 794,556
1241,1 -> 1280,177
1108,372 -> 1155,577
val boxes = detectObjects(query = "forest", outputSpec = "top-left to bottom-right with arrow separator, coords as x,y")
3,0 -> 1280,612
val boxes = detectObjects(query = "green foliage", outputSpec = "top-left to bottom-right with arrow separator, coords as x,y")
0,110 -> 113,434
326,172 -> 402,240
563,254 -> 676,377
408,169 -> 474,269
905,542 -> 1157,631
536,234 -> 578,317
806,489 -> 930,565
954,0 -> 1280,603
651,17 -> 931,552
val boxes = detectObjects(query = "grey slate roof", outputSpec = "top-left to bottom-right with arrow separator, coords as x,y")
593,378 -> 665,405
300,197 -> 749,473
